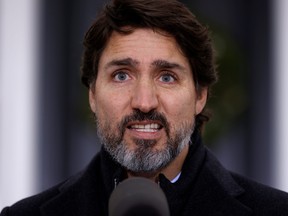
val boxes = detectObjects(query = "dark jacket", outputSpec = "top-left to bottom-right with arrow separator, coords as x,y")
1,133 -> 288,216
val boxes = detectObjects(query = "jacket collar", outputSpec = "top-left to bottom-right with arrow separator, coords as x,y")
180,148 -> 252,215
158,132 -> 252,216
40,132 -> 252,216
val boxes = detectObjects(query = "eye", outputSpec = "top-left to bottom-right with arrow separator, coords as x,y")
113,71 -> 130,82
159,73 -> 176,83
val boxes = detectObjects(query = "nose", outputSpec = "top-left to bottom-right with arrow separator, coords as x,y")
131,80 -> 159,113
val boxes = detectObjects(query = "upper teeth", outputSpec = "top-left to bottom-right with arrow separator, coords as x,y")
131,123 -> 160,130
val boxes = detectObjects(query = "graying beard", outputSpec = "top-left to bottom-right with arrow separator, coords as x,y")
101,124 -> 193,173
116,134 -> 191,173
95,112 -> 194,173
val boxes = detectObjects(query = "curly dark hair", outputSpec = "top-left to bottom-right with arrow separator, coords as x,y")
81,0 -> 218,132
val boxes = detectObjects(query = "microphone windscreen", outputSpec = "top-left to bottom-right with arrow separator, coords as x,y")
109,177 -> 170,216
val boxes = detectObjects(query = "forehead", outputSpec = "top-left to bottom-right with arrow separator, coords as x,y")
98,28 -> 189,68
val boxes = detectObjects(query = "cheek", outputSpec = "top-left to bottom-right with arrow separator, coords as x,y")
162,92 -> 196,118
162,93 -> 196,131
94,90 -> 129,124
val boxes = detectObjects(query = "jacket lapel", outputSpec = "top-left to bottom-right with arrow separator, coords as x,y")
182,149 -> 252,216
40,156 -> 109,216
39,149 -> 123,216
39,176 -> 102,216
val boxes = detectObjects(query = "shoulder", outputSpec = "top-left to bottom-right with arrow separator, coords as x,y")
203,148 -> 288,214
231,172 -> 288,211
0,155 -> 102,216
0,183 -> 61,216
0,169 -> 89,216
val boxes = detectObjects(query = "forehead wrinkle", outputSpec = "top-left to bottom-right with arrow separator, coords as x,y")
104,57 -> 140,70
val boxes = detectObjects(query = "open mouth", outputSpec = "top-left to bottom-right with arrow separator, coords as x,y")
127,122 -> 163,132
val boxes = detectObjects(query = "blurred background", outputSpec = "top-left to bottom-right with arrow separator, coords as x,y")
1,0 -> 288,209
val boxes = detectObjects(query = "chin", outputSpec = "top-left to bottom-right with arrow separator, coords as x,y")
127,170 -> 161,179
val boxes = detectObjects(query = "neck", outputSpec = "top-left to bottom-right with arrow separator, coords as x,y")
127,145 -> 189,182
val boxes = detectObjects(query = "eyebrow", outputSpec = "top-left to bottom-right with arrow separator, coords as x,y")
151,59 -> 186,71
104,58 -> 186,72
104,58 -> 140,70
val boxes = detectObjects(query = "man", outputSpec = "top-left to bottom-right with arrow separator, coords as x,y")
1,0 -> 288,215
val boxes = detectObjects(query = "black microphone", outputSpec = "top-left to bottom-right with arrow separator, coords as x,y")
109,177 -> 170,216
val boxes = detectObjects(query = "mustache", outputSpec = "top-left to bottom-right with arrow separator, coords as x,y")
119,110 -> 170,136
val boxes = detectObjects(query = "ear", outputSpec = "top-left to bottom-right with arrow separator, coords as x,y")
89,88 -> 97,113
195,87 -> 208,115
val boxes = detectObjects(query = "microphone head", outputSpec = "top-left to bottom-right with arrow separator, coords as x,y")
109,177 -> 170,216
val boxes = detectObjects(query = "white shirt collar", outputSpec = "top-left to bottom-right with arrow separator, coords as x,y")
170,172 -> 181,183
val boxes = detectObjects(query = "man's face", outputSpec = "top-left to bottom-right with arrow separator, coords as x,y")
89,28 -> 207,175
